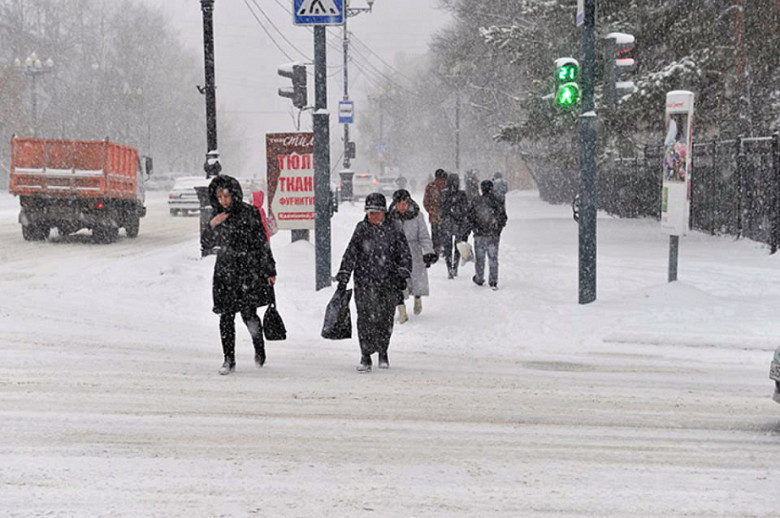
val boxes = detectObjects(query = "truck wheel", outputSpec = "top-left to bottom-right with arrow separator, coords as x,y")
125,216 -> 140,238
22,224 -> 47,241
93,223 -> 118,244
170,209 -> 178,216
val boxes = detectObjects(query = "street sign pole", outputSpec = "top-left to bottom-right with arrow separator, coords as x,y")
578,0 -> 597,304
313,25 -> 332,291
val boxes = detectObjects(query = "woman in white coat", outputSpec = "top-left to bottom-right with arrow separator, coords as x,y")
388,189 -> 438,322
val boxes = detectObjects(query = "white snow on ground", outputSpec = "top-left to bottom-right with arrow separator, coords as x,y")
1,189 -> 779,516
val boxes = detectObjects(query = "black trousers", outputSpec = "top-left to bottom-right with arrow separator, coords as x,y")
219,308 -> 264,359
443,231 -> 469,274
431,223 -> 444,255
354,287 -> 396,358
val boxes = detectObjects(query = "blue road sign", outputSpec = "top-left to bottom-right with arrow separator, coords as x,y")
293,0 -> 344,26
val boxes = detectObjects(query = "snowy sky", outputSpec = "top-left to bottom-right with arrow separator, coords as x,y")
143,0 -> 452,175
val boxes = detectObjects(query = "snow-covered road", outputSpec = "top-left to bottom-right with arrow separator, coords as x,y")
1,190 -> 779,516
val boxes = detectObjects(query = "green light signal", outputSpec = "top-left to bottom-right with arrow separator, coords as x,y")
553,58 -> 580,110
556,83 -> 580,107
557,64 -> 578,83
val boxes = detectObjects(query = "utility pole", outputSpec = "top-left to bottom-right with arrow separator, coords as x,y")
578,0 -> 598,304
455,92 -> 461,172
342,20 -> 351,169
313,26 -> 331,290
200,0 -> 219,173
379,94 -> 385,176
197,0 -> 221,255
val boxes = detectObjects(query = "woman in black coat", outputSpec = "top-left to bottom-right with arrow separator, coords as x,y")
439,173 -> 470,279
201,175 -> 277,375
336,193 -> 412,372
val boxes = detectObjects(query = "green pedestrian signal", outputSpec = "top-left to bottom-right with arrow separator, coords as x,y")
554,57 -> 580,109
556,83 -> 580,107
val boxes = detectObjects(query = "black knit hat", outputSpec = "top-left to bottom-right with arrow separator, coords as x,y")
434,168 -> 447,179
364,192 -> 387,212
480,180 -> 494,194
392,189 -> 411,203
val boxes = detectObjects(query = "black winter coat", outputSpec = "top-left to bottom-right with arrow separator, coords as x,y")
202,175 -> 277,315
467,193 -> 508,237
440,189 -> 469,236
337,217 -> 413,293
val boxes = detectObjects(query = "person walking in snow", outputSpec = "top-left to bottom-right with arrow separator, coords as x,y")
423,168 -> 448,256
336,193 -> 412,372
388,189 -> 438,323
467,180 -> 508,290
465,169 -> 480,200
202,175 -> 277,375
492,171 -> 508,205
439,172 -> 470,279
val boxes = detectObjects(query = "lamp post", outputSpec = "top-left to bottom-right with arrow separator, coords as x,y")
14,53 -> 54,137
197,0 -> 220,256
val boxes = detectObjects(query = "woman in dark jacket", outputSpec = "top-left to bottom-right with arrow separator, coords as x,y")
439,173 -> 470,279
336,193 -> 412,372
201,175 -> 277,375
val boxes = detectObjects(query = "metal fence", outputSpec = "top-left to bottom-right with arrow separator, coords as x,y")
600,133 -> 780,252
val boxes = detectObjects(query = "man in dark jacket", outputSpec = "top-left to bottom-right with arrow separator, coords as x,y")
202,175 -> 277,375
423,168 -> 447,256
336,193 -> 412,372
467,180 -> 508,290
440,173 -> 470,279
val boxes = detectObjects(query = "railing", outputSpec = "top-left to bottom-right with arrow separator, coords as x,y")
599,133 -> 780,252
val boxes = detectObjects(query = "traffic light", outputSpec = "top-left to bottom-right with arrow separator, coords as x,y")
554,58 -> 580,108
278,63 -> 307,109
604,32 -> 637,106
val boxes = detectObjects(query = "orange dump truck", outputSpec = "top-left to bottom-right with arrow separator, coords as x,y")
9,137 -> 153,243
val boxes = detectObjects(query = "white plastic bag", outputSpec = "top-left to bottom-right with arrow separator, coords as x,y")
456,241 -> 474,265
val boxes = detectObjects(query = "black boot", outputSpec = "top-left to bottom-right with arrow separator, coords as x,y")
255,345 -> 266,368
378,352 -> 389,369
356,354 -> 372,373
219,356 -> 235,375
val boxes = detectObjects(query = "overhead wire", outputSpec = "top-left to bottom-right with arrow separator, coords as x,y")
248,0 -> 311,61
349,32 -> 418,85
241,0 -> 295,61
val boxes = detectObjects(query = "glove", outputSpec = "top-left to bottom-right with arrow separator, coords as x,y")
423,252 -> 438,268
335,271 -> 350,290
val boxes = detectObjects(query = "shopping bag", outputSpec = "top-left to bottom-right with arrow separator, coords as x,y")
321,287 -> 353,340
263,287 -> 287,341
457,241 -> 474,265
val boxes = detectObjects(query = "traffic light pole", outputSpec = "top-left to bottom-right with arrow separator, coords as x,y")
313,26 -> 332,291
578,0 -> 598,304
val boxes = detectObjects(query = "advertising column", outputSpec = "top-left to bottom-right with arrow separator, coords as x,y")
661,91 -> 695,281
266,132 -> 315,234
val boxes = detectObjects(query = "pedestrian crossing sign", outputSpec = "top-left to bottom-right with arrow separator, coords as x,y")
293,0 -> 345,26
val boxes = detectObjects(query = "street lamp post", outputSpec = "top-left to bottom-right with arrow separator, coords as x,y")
197,0 -> 221,256
14,53 -> 54,137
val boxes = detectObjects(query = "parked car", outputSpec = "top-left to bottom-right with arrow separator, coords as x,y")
352,173 -> 378,200
168,176 -> 210,216
770,347 -> 780,403
145,173 -> 180,191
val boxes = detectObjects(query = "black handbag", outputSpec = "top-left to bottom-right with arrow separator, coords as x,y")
321,287 -> 352,340
263,287 -> 287,341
